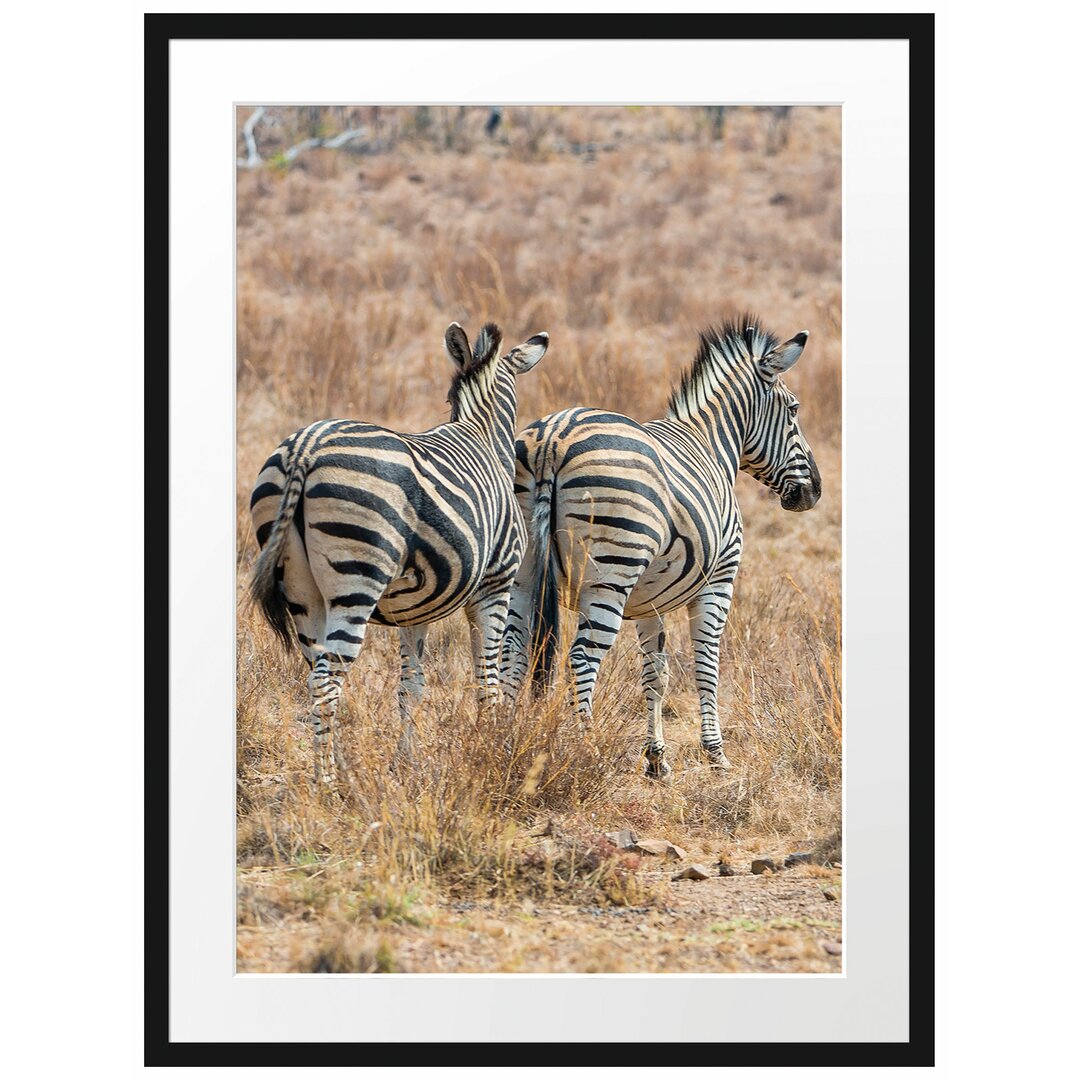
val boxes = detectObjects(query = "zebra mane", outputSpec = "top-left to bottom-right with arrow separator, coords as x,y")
667,315 -> 780,420
447,322 -> 504,421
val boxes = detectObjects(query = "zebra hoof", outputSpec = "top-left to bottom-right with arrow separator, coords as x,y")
703,745 -> 733,770
644,758 -> 672,782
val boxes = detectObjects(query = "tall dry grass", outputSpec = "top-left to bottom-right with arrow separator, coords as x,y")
236,105 -> 842,972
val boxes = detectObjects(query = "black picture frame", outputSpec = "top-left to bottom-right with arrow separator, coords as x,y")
145,12 -> 934,1067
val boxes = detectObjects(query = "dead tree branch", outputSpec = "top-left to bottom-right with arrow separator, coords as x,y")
279,128 -> 367,162
238,106 -> 265,168
237,107 -> 368,169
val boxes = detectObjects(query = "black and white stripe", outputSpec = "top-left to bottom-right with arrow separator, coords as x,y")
500,315 -> 820,777
250,322 -> 549,782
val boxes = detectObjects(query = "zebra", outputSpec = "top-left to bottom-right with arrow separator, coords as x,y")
249,322 -> 550,784
500,315 -> 820,778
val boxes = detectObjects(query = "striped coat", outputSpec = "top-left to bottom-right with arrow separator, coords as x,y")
250,322 -> 549,782
500,317 -> 820,777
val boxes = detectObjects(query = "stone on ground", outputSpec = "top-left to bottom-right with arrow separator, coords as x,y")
672,864 -> 710,881
633,839 -> 688,860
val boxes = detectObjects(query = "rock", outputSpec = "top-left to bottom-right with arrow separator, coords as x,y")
823,890 -> 838,902
822,940 -> 842,956
604,828 -> 638,850
751,858 -> 778,875
784,851 -> 815,868
672,864 -> 710,881
632,839 -> 687,860
633,839 -> 668,856
714,862 -> 736,877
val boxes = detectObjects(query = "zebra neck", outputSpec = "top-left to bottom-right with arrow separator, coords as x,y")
674,401 -> 745,486
456,395 -> 517,479
667,351 -> 759,485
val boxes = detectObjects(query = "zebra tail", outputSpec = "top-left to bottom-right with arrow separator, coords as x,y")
249,451 -> 309,652
529,453 -> 560,688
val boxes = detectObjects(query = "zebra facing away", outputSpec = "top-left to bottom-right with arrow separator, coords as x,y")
500,315 -> 820,778
249,322 -> 549,784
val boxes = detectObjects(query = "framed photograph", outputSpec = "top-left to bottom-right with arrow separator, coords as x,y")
148,13 -> 933,1065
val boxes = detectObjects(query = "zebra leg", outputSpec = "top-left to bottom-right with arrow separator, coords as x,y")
466,587 -> 511,713
687,584 -> 735,769
279,522 -> 326,673
568,585 -> 630,719
636,616 -> 672,780
499,571 -> 534,705
306,605 -> 374,786
307,652 -> 349,786
395,625 -> 427,760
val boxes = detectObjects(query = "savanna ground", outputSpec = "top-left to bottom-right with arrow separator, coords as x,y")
236,105 -> 842,973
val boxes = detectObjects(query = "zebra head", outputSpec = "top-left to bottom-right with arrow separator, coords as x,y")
741,329 -> 822,512
445,322 -> 549,420
445,322 -> 549,473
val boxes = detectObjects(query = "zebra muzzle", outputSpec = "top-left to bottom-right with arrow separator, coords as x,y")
781,479 -> 820,512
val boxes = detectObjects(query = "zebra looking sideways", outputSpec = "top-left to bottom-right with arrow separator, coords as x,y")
500,315 -> 820,778
249,322 -> 549,783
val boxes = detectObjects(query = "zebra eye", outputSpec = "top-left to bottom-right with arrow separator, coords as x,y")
788,402 -> 799,417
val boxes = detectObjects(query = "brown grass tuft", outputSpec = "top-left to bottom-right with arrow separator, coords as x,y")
292,928 -> 402,973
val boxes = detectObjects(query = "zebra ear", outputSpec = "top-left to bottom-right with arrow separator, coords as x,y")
502,332 -> 549,374
759,330 -> 808,380
445,322 -> 472,371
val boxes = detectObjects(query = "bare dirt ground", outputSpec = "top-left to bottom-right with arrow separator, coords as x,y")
238,849 -> 842,974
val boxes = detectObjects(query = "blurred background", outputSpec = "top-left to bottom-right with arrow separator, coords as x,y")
237,105 -> 840,449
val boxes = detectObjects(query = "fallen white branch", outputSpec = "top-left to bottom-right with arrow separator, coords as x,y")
237,106 -> 265,168
237,112 -> 369,169
322,128 -> 367,150
280,137 -> 321,161
280,128 -> 368,162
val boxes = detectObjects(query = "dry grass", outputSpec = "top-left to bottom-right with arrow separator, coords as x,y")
236,105 -> 842,973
